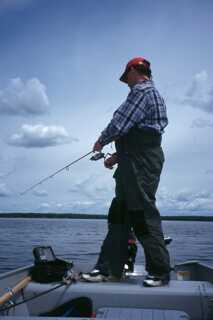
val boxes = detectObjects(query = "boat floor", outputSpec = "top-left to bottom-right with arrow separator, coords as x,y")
1,262 -> 213,320
23,273 -> 212,320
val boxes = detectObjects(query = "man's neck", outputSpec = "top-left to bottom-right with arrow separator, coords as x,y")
138,75 -> 150,82
128,76 -> 151,89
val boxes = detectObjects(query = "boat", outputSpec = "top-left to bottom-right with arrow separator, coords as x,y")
0,246 -> 213,320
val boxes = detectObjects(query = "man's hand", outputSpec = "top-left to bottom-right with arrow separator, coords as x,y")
93,140 -> 103,152
104,153 -> 118,169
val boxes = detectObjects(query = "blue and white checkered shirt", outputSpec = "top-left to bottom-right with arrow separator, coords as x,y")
99,80 -> 168,146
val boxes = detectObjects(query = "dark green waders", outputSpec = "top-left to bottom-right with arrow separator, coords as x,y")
116,146 -> 171,276
95,127 -> 171,278
94,198 -> 130,278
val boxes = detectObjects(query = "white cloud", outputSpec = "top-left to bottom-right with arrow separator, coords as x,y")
66,200 -> 108,214
174,189 -> 194,202
184,198 -> 213,211
71,200 -> 96,207
0,78 -> 49,116
191,118 -> 213,128
158,187 -> 213,213
39,202 -> 51,210
33,189 -> 48,197
56,203 -> 64,209
183,70 -> 213,113
69,174 -> 113,201
8,124 -> 77,148
0,183 -> 11,197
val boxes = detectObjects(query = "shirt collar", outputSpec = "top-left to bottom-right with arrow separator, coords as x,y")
132,79 -> 154,90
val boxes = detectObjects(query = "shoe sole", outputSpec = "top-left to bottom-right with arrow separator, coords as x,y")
143,279 -> 169,287
81,274 -> 107,282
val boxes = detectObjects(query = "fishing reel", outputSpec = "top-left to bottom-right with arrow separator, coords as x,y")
90,152 -> 112,161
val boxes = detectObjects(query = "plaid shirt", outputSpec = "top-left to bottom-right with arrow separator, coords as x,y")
99,80 -> 168,146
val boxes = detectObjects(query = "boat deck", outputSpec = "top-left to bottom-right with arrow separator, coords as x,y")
1,262 -> 213,320
23,277 -> 211,320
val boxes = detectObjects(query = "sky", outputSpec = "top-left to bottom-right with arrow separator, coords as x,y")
0,0 -> 213,215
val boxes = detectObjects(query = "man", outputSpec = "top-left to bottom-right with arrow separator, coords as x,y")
86,56 -> 171,287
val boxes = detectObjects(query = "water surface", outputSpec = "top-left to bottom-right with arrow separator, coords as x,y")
0,218 -> 212,274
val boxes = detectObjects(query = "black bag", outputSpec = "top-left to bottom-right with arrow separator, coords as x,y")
30,246 -> 73,283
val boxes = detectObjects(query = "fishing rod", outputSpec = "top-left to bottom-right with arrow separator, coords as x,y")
20,150 -> 107,196
20,151 -> 108,195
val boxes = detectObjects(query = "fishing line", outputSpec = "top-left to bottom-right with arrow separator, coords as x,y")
20,150 -> 94,195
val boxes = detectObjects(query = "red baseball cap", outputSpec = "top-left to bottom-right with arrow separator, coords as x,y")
120,57 -> 150,83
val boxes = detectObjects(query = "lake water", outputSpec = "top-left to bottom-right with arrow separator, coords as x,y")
0,218 -> 213,274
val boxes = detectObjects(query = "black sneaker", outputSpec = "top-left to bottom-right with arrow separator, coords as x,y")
143,273 -> 170,287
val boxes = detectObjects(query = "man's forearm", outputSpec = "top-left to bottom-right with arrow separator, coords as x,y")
98,122 -> 120,147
